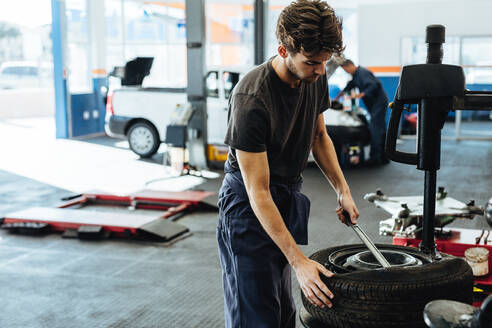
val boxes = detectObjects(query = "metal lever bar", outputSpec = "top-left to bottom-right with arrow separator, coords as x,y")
342,209 -> 391,268
350,224 -> 391,268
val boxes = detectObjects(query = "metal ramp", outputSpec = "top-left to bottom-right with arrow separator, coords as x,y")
1,189 -> 217,242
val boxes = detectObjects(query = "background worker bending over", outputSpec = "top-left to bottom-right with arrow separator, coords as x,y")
335,59 -> 389,165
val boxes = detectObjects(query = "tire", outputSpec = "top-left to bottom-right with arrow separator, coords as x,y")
485,198 -> 492,227
326,125 -> 371,146
127,121 -> 160,158
302,244 -> 474,328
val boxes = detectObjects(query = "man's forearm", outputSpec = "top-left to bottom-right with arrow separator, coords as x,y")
236,150 -> 306,267
247,188 -> 305,267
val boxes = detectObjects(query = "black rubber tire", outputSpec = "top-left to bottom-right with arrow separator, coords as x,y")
302,244 -> 474,328
127,121 -> 160,158
326,125 -> 371,146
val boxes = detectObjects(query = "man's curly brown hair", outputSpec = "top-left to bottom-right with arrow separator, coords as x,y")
276,0 -> 344,55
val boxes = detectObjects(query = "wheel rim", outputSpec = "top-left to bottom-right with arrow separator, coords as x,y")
327,246 -> 432,272
343,250 -> 421,271
129,126 -> 155,154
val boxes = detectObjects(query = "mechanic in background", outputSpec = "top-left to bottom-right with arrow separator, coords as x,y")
335,59 -> 389,165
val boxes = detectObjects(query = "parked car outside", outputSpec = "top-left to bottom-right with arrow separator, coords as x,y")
0,61 -> 52,89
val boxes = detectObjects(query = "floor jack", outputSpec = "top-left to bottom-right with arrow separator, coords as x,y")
1,189 -> 217,242
301,25 -> 492,328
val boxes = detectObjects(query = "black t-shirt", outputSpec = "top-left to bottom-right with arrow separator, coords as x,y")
224,57 -> 330,180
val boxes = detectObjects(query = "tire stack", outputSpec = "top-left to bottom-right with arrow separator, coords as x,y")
301,245 -> 474,328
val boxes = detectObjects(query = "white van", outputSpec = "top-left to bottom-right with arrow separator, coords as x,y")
104,57 -> 242,166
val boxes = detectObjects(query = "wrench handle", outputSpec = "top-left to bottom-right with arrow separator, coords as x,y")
344,211 -> 391,268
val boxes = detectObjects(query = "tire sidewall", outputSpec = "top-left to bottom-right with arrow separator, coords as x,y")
127,122 -> 160,158
302,245 -> 474,328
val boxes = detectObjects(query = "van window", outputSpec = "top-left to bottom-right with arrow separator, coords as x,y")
206,71 -> 219,98
222,71 -> 240,99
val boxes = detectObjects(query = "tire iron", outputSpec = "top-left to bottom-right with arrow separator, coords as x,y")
344,211 -> 391,268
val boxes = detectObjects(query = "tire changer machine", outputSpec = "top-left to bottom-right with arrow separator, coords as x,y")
380,24 -> 492,327
301,24 -> 492,328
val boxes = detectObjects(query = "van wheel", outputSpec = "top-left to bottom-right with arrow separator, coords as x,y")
302,244 -> 473,328
127,122 -> 160,158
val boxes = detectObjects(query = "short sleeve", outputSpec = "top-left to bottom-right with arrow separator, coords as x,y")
224,93 -> 270,153
318,76 -> 331,114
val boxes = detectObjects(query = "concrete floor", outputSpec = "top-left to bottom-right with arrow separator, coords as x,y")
0,118 -> 491,327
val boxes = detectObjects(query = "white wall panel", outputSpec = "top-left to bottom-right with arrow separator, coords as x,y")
358,0 -> 492,66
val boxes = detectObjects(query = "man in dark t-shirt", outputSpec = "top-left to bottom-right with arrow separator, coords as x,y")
217,1 -> 360,327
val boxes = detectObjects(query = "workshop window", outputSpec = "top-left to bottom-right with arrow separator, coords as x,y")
462,37 -> 492,84
66,0 -> 92,93
105,0 -> 124,44
205,1 -> 254,68
105,0 -> 187,88
401,36 -> 460,66
402,36 -> 492,85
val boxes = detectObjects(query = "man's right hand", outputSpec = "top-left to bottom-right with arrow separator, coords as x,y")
293,256 -> 335,308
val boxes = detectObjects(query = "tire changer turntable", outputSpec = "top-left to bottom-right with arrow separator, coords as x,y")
300,25 -> 492,328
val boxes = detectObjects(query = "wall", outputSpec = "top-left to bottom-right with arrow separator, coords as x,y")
358,0 -> 492,66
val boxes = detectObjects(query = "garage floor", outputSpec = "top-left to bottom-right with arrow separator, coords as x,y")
0,118 -> 491,327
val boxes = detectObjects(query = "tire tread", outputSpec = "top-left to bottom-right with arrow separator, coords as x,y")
302,245 -> 474,328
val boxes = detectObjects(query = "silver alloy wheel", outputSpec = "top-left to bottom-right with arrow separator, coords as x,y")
325,244 -> 431,273
129,125 -> 155,155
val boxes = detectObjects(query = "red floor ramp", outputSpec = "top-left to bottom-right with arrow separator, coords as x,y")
128,189 -> 218,211
0,189 -> 217,242
59,189 -> 218,215
1,206 -> 189,242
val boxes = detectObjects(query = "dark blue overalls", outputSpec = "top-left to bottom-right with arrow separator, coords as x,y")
217,161 -> 310,328
344,66 -> 389,162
